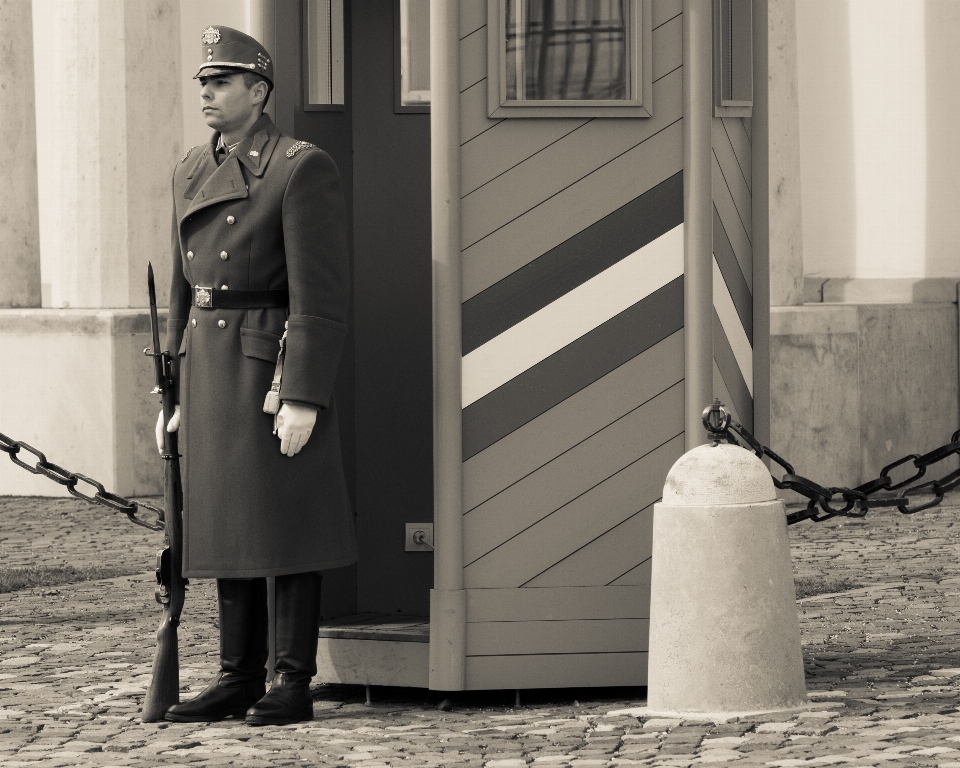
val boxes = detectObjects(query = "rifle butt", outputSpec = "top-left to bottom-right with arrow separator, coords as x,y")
141,615 -> 180,722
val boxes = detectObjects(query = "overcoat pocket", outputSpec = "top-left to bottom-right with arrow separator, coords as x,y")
240,327 -> 282,363
178,335 -> 187,356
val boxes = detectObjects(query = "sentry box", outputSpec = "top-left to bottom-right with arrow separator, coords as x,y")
260,0 -> 766,693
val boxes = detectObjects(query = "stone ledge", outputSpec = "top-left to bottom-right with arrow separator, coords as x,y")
0,308 -> 167,335
803,277 -> 960,304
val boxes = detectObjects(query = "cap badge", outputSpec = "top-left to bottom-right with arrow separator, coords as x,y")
201,27 -> 221,45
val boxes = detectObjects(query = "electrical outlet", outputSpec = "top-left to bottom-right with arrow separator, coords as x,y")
405,523 -> 434,552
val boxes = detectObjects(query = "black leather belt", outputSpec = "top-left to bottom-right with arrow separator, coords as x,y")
194,286 -> 288,309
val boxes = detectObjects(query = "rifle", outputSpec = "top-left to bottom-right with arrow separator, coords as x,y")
141,262 -> 186,722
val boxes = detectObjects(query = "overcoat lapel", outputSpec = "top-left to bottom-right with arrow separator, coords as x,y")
178,114 -> 281,226
180,154 -> 249,224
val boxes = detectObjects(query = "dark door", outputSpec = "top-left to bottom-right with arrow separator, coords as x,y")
269,1 -> 433,617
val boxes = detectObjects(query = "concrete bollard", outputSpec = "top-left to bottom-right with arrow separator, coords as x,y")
646,442 -> 807,718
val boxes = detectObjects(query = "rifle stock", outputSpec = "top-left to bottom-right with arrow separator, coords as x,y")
142,263 -> 186,723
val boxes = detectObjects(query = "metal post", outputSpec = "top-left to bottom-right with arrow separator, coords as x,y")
429,0 -> 467,692
683,0 -> 714,450
751,0 -> 771,448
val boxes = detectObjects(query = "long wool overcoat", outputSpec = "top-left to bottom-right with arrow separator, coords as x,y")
165,113 -> 357,579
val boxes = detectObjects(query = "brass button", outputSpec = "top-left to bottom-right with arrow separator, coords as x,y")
226,215 -> 235,224
220,250 -> 228,260
207,54 -> 213,61
218,319 -> 226,329
191,319 -> 196,328
220,285 -> 228,290
187,250 -> 194,260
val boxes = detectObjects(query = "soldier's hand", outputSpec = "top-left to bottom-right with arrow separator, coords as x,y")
275,403 -> 317,457
155,406 -> 181,454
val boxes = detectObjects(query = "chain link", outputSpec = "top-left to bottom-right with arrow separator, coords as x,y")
701,401 -> 960,525
0,431 -> 164,531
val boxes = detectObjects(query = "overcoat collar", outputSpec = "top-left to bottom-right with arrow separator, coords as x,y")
180,114 -> 281,224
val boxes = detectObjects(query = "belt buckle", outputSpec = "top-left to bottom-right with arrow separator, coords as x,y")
195,285 -> 213,308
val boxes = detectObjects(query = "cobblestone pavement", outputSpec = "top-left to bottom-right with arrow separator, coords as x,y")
5,496 -> 960,766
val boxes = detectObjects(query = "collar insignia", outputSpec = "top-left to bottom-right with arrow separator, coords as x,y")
201,27 -> 221,45
248,150 -> 259,157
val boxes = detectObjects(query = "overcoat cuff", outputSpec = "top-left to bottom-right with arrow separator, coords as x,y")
281,313 -> 348,409
165,318 -> 188,402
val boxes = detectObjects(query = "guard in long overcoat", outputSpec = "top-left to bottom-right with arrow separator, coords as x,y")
159,26 -> 356,727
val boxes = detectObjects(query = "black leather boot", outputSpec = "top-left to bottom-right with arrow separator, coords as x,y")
245,572 -> 320,726
165,578 -> 268,722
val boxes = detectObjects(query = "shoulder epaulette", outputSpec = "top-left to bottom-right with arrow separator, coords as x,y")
286,140 -> 317,159
181,145 -> 199,163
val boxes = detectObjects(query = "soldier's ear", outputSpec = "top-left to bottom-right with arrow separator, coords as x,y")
251,80 -> 269,107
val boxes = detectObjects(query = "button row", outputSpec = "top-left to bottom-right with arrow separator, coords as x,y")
190,318 -> 228,329
186,250 -> 229,260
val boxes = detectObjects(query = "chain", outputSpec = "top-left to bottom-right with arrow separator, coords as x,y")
701,400 -> 960,526
0,431 -> 164,531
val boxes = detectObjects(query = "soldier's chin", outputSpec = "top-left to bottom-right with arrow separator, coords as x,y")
203,112 -> 225,129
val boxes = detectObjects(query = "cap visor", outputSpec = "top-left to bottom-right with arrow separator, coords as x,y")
194,65 -> 249,79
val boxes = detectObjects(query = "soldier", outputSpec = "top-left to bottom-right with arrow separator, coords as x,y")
155,26 -> 356,726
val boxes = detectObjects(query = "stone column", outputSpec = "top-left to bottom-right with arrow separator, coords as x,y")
766,0 -> 804,307
0,0 -> 41,307
33,0 -> 183,309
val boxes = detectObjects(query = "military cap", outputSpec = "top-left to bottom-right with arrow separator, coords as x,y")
194,25 -> 273,86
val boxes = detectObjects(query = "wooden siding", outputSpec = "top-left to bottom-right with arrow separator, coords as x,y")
465,585 -> 650,622
465,652 -> 648,690
466,619 -> 649,656
464,383 -> 682,568
464,330 -> 684,511
464,434 -> 683,589
457,0 -> 685,688
463,121 -> 682,300
713,115 -> 753,428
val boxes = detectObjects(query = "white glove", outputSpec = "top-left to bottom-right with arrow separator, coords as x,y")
155,406 -> 181,454
274,402 -> 317,457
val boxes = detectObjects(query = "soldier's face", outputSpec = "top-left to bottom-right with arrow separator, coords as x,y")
199,74 -> 257,132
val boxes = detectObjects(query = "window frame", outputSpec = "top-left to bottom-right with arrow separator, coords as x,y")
301,0 -> 346,113
394,0 -> 430,114
486,0 -> 653,118
713,0 -> 753,117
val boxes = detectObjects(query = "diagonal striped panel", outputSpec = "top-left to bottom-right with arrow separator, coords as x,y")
713,206 -> 752,342
713,258 -> 752,395
462,118 -> 588,197
464,383 -> 684,568
463,173 -> 683,355
463,330 -> 684,512
713,360 -> 742,426
460,17 -> 682,201
459,25 -> 486,92
712,109 -> 752,429
460,0 -> 486,38
712,152 -> 752,289
523,504 -> 655,588
461,68 -> 683,250
462,225 -> 683,407
714,309 -> 752,432
462,118 -> 683,300
721,117 -> 752,194
461,80 -> 501,145
462,276 -> 684,460
713,124 -> 751,235
654,0 -> 682,27
609,558 -> 653,587
460,14 -> 681,197
464,435 -> 684,589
